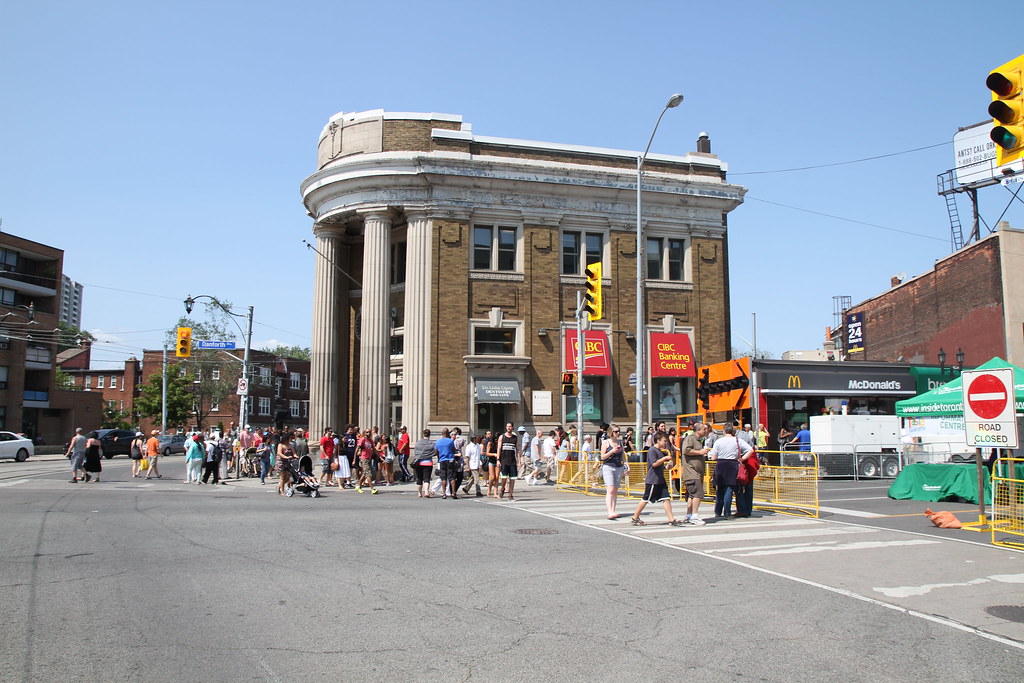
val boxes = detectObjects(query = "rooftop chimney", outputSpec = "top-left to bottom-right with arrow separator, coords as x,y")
696,132 -> 711,154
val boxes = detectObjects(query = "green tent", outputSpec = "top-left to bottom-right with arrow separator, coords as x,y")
895,356 -> 1024,417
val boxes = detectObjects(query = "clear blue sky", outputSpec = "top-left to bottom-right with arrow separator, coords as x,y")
2,0 -> 1018,369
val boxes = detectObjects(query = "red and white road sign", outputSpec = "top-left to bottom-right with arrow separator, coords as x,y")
962,368 -> 1018,448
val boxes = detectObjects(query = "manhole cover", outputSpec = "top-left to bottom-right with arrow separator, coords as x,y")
985,605 -> 1024,623
513,528 -> 558,535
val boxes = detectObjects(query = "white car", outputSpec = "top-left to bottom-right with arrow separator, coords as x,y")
0,432 -> 34,461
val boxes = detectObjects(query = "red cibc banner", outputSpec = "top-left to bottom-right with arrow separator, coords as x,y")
564,330 -> 612,376
649,333 -> 696,378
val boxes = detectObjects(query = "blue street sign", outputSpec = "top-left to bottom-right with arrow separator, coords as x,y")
194,340 -> 236,350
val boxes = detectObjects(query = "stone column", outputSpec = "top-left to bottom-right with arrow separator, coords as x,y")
358,210 -> 392,430
309,226 -> 344,444
403,212 -> 433,435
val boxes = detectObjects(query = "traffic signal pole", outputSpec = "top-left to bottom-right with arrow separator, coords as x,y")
576,291 -> 587,454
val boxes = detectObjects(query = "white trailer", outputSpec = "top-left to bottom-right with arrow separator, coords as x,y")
809,414 -> 901,477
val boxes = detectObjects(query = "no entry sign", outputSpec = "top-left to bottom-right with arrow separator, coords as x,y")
962,368 -> 1018,448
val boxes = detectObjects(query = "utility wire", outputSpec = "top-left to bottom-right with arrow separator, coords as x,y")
745,196 -> 948,242
731,141 -> 950,176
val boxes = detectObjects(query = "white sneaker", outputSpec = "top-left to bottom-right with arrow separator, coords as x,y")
688,516 -> 705,526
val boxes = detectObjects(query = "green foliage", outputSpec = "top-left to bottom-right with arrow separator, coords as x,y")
135,364 -> 195,429
261,344 -> 311,360
56,322 -> 96,352
101,402 -> 133,430
54,367 -> 78,390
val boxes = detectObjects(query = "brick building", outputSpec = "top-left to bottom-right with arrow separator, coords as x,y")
0,230 -> 102,443
137,349 -> 310,434
301,110 -> 745,438
835,225 -> 1024,368
58,345 -> 143,424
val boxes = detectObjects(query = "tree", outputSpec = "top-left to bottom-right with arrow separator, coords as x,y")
731,346 -> 774,360
56,321 -> 96,353
135,364 -> 195,429
261,344 -> 311,361
101,401 -> 133,430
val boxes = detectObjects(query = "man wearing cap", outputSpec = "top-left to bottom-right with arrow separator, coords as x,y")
145,429 -> 163,479
516,425 -> 530,479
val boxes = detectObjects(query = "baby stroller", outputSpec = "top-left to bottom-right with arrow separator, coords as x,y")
284,455 -> 321,498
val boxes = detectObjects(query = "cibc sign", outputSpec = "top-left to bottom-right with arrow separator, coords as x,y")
962,368 -> 1018,448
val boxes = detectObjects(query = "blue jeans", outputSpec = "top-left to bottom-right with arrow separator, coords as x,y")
259,457 -> 272,483
715,485 -> 735,517
735,484 -> 754,516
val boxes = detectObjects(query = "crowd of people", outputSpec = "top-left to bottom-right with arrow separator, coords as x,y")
61,419 -> 766,521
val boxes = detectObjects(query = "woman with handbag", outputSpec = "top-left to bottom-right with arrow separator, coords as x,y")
599,424 -> 628,520
734,446 -> 760,518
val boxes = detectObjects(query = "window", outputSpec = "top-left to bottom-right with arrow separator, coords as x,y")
647,237 -> 687,282
390,335 -> 404,356
290,372 -> 300,390
211,399 -> 220,412
0,406 -> 5,430
259,367 -> 272,386
474,329 -> 515,355
275,378 -> 282,398
179,367 -> 187,377
258,397 -> 271,415
302,400 -> 309,417
303,374 -> 309,391
0,366 -> 7,389
110,376 -> 117,390
561,231 -> 603,274
97,376 -> 105,389
212,369 -> 220,381
390,241 -> 407,285
290,400 -> 300,418
0,288 -> 13,306
85,375 -> 92,389
472,225 -> 517,271
0,248 -> 18,270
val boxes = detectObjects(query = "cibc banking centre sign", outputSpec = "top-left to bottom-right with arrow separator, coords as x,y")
962,368 -> 1018,448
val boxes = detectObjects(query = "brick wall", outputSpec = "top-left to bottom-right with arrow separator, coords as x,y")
847,237 -> 1005,364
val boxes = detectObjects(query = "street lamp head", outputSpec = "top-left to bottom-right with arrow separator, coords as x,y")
937,347 -> 946,367
184,296 -> 194,315
666,94 -> 684,109
956,347 -> 965,367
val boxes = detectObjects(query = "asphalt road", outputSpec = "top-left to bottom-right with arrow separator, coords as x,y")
2,456 -> 1023,682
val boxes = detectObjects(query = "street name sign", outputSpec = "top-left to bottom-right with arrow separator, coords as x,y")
195,340 -> 236,350
962,368 -> 1018,448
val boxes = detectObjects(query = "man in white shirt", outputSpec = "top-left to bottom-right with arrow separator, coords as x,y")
461,435 -> 484,497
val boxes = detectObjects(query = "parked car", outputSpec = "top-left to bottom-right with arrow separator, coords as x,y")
156,434 -> 187,456
0,432 -> 34,461
96,429 -> 137,459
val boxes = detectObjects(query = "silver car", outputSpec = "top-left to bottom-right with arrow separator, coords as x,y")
0,432 -> 34,461
156,434 -> 187,456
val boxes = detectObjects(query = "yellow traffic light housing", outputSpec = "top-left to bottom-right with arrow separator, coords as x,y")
561,372 -> 577,396
988,55 -> 1024,166
176,327 -> 192,358
583,262 -> 602,321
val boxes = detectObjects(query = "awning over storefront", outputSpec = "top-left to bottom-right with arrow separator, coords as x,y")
475,380 -> 522,404
757,361 -> 914,396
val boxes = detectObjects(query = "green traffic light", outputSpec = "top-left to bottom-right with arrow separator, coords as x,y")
991,126 -> 1019,150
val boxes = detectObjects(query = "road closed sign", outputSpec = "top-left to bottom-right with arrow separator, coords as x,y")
962,368 -> 1018,448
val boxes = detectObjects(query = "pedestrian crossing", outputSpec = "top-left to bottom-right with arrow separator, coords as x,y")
494,496 -> 943,558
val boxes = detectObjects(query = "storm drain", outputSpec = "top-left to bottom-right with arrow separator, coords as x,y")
985,605 -> 1024,623
513,528 -> 558,535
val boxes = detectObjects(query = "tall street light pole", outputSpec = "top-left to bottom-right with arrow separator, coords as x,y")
635,93 -> 683,452
184,295 -> 254,445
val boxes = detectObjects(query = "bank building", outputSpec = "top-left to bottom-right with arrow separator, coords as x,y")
301,110 -> 745,438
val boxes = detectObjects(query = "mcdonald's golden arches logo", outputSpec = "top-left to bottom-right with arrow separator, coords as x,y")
787,374 -> 802,389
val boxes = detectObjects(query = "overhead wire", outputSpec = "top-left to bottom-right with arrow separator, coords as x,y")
730,141 -> 951,176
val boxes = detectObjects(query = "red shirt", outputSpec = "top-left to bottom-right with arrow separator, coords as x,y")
319,435 -> 335,458
397,433 -> 410,455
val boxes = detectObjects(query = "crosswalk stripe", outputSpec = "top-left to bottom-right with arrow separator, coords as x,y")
629,518 -> 821,533
0,479 -> 31,487
732,538 -> 940,556
653,527 -> 877,545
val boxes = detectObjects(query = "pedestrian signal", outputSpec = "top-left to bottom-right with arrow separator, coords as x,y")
561,372 -> 577,396
176,327 -> 192,358
583,262 -> 602,321
987,55 -> 1024,166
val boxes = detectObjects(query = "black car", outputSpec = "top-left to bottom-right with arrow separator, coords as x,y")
96,429 -> 137,459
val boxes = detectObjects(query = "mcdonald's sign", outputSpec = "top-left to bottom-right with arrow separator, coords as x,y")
787,375 -> 802,389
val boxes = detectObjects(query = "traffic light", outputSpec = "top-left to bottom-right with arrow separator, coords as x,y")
987,54 -> 1024,166
176,327 -> 192,358
697,367 -> 711,411
583,262 -> 602,321
561,372 -> 577,396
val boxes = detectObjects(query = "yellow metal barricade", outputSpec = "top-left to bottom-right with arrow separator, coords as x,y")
991,458 -> 1024,550
703,451 -> 820,518
555,452 -> 605,496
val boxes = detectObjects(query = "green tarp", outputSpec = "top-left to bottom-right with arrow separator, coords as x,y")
887,463 -> 990,504
895,357 -> 1024,417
